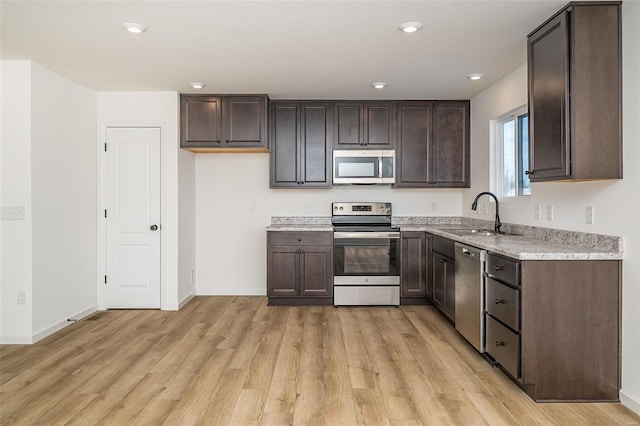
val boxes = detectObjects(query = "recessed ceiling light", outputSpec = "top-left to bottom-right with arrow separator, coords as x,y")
467,73 -> 484,81
372,82 -> 387,89
122,22 -> 147,34
399,22 -> 423,33
190,82 -> 206,89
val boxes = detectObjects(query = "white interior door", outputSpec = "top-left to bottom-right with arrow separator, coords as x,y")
105,127 -> 161,308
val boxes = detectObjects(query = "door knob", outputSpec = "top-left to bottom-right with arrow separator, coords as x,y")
150,224 -> 158,231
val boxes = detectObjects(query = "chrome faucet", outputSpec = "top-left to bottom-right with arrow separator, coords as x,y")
471,191 -> 503,234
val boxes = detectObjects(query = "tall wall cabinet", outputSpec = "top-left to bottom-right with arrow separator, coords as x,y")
527,1 -> 621,181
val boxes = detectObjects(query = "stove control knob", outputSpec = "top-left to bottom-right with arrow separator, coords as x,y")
339,206 -> 344,211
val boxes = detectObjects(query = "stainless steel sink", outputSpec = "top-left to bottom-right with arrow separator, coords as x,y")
442,228 -> 521,237
445,228 -> 497,236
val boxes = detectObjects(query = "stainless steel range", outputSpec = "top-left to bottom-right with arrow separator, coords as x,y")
332,202 -> 400,306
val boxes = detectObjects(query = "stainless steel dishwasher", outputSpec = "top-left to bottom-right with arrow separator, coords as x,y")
454,243 -> 486,352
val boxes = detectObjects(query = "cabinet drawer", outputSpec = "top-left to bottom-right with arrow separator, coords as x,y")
486,315 -> 520,379
485,277 -> 520,331
268,231 -> 332,246
432,235 -> 455,259
486,253 -> 519,286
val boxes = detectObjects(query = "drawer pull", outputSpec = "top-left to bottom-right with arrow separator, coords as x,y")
495,298 -> 505,304
494,265 -> 504,271
495,341 -> 505,347
439,258 -> 445,263
297,237 -> 302,242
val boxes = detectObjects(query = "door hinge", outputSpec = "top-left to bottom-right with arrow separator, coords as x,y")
104,209 -> 107,218
104,275 -> 107,284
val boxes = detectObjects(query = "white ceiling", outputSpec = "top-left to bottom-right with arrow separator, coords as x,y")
0,0 -> 569,99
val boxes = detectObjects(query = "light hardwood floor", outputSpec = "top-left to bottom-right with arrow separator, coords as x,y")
1,296 -> 638,425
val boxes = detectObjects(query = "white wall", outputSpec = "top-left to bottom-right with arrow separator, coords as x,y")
30,62 -> 98,337
0,61 -> 34,342
97,92 -> 184,310
195,154 -> 463,295
1,60 -> 98,343
466,1 -> 640,412
178,147 -> 196,306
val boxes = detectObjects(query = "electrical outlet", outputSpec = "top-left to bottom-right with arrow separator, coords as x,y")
483,203 -> 488,216
431,202 -> 437,213
304,204 -> 311,212
586,206 -> 595,224
249,203 -> 256,213
534,204 -> 541,220
18,290 -> 27,305
546,205 -> 554,221
191,269 -> 196,286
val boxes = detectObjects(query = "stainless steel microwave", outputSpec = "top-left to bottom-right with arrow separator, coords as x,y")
332,150 -> 396,185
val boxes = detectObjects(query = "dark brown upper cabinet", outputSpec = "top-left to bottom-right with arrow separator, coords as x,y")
270,102 -> 333,188
334,102 -> 396,149
396,100 -> 470,188
180,94 -> 268,152
527,2 -> 621,181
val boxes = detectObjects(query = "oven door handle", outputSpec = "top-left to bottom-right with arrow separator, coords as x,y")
334,232 -> 400,239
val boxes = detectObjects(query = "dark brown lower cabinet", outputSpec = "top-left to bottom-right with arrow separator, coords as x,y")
485,252 -> 621,402
431,235 -> 455,321
400,232 -> 429,305
267,231 -> 333,305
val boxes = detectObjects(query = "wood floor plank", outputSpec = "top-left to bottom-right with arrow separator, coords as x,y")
322,308 -> 358,426
1,298 -> 638,426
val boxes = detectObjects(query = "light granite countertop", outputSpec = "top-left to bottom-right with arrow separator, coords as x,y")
267,216 -> 623,261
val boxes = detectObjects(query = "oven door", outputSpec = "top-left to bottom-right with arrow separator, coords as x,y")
333,231 -> 400,282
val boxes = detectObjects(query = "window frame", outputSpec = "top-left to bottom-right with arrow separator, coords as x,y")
493,105 -> 530,201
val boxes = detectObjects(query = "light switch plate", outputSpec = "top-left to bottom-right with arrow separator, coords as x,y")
1,206 -> 26,220
546,205 -> 554,221
534,204 -> 541,220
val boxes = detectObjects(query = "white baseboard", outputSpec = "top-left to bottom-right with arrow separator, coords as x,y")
621,389 -> 640,416
196,289 -> 266,296
179,293 -> 195,309
164,292 -> 196,311
32,305 -> 99,343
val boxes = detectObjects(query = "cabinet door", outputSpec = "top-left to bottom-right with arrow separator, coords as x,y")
443,257 -> 456,321
223,96 -> 266,148
267,246 -> 298,297
180,95 -> 222,147
299,246 -> 332,297
300,103 -> 333,188
432,101 -> 470,187
527,12 -> 571,180
401,232 -> 426,297
270,103 -> 301,188
396,101 -> 433,187
364,102 -> 395,148
432,252 -> 446,309
425,234 -> 433,299
432,252 -> 455,321
334,103 -> 363,148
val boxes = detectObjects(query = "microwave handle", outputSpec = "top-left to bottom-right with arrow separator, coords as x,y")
378,157 -> 382,178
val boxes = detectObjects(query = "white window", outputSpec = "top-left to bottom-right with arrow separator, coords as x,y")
495,106 -> 530,198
